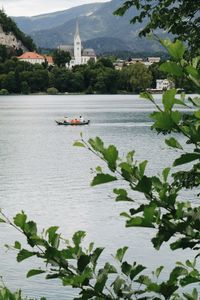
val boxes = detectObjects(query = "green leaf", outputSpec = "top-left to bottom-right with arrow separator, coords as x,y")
159,62 -> 183,76
0,218 -> 6,223
103,145 -> 118,171
162,167 -> 170,182
155,266 -> 164,278
78,255 -> 90,272
162,89 -> 177,111
14,241 -> 21,250
173,153 -> 200,166
17,249 -> 36,262
161,39 -> 186,61
139,160 -> 148,177
88,137 -> 104,153
113,188 -> 134,202
13,212 -> 27,230
94,269 -> 108,293
112,276 -> 125,295
115,247 -> 128,262
140,91 -> 154,102
73,141 -> 85,147
91,173 -> 117,186
134,176 -> 152,194
72,231 -> 86,247
165,137 -> 183,150
27,269 -> 46,278
130,264 -> 146,280
91,247 -> 104,269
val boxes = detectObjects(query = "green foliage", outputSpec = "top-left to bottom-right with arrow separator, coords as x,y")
52,49 -> 71,67
114,0 -> 200,55
0,88 -> 9,95
46,87 -> 58,95
1,39 -> 200,299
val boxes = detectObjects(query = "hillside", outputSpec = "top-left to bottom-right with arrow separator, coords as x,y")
13,0 -> 163,54
0,9 -> 35,51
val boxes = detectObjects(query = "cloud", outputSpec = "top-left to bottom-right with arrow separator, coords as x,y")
1,0 -> 107,16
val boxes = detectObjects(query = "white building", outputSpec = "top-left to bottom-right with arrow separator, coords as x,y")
156,79 -> 174,90
68,21 -> 96,69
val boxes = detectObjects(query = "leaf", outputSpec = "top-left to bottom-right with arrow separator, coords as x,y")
162,167 -> 170,182
140,91 -> 154,102
115,247 -> 128,262
155,266 -> 164,278
0,218 -> 6,223
91,173 -> 117,186
134,176 -> 152,194
72,231 -> 86,247
130,264 -> 146,280
112,276 -> 125,295
113,188 -> 133,202
103,145 -> 118,171
173,153 -> 200,166
162,89 -> 177,111
27,269 -> 46,278
159,62 -> 183,76
77,255 -> 90,272
14,241 -> 21,250
161,39 -> 186,61
139,160 -> 148,177
73,141 -> 85,147
17,249 -> 36,262
165,137 -> 183,150
13,212 -> 27,230
91,247 -> 104,269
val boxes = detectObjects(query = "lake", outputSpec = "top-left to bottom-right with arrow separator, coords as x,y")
0,95 -> 195,299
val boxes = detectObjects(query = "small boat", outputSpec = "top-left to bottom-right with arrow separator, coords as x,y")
55,120 -> 90,126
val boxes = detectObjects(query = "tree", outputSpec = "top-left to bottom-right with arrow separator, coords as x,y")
0,40 -> 200,299
120,62 -> 152,93
52,49 -> 71,67
114,0 -> 200,55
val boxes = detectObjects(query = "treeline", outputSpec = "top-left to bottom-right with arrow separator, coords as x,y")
0,9 -> 36,51
0,54 -> 196,95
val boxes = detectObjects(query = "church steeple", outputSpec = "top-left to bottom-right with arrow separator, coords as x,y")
74,19 -> 82,64
74,19 -> 80,39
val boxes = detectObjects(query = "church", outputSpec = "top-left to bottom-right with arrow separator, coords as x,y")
59,21 -> 96,69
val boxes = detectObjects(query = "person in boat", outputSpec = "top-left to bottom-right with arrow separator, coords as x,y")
64,116 -> 69,123
79,116 -> 84,123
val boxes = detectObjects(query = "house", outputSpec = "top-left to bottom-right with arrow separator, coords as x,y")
17,52 -> 53,65
156,79 -> 174,90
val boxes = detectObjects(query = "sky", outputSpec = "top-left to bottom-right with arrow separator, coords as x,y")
1,0 -> 108,17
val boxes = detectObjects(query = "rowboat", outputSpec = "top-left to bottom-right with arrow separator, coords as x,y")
55,120 -> 90,126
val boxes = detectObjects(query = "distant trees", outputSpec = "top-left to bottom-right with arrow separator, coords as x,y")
52,49 -> 71,67
0,54 -> 198,95
119,62 -> 152,93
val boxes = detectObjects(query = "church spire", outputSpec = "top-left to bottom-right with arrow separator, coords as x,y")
74,19 -> 80,39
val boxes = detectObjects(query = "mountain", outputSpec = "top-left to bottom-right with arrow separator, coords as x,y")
0,9 -> 35,51
13,0 -> 163,54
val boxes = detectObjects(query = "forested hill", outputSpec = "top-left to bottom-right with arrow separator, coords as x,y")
13,0 -> 164,54
0,10 -> 35,51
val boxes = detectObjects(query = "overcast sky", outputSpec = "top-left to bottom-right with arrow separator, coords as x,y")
1,0 -> 109,17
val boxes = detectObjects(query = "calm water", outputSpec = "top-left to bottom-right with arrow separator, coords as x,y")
0,95 -> 195,299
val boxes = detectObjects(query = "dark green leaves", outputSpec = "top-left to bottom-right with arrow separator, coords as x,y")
17,249 -> 36,262
27,269 -> 46,278
165,137 -> 183,150
174,153 -> 200,166
91,173 -> 117,186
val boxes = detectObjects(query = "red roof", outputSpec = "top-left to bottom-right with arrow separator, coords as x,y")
44,55 -> 53,64
18,52 -> 44,59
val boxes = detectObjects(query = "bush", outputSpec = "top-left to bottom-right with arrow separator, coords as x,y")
47,87 -> 58,95
0,88 -> 9,95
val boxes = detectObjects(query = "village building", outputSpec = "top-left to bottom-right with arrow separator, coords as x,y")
59,21 -> 96,69
156,79 -> 174,90
17,52 -> 53,65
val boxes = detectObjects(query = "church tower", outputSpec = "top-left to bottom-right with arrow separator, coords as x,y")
74,20 -> 82,65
